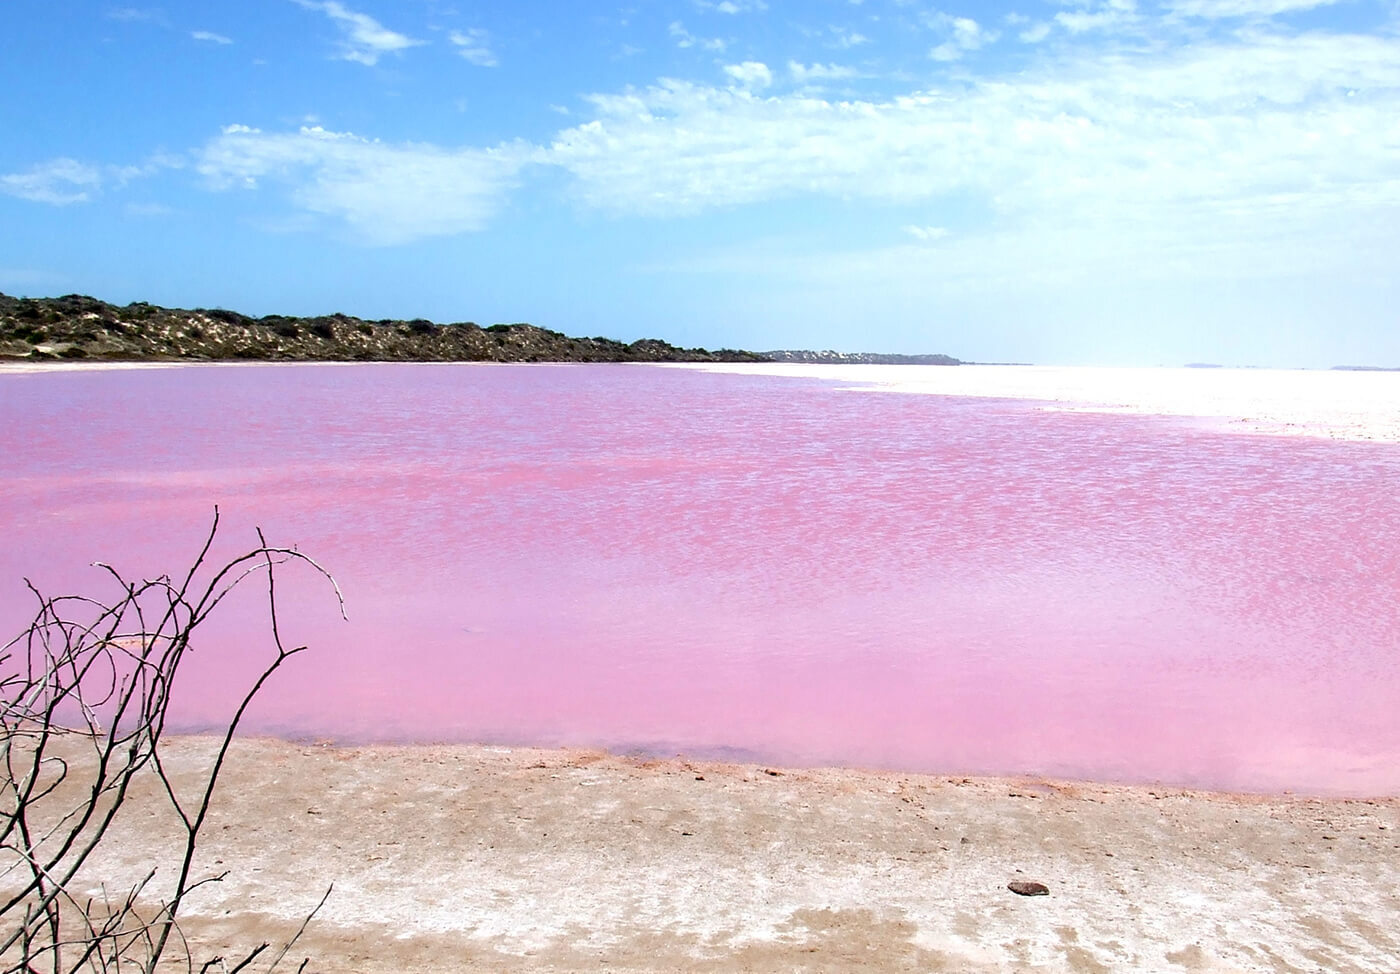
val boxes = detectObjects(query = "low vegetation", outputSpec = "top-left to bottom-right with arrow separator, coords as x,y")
0,293 -> 768,364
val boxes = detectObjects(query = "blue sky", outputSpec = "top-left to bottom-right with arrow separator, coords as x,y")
2,0 -> 1398,366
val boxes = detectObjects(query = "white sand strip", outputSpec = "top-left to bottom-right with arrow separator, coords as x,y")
672,363 -> 1400,444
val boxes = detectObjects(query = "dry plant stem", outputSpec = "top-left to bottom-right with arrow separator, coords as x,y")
0,508 -> 343,973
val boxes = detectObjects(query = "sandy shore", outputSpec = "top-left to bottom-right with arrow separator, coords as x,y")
41,736 -> 1394,972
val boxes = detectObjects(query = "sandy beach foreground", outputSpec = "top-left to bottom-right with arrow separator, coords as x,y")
54,737 -> 1398,972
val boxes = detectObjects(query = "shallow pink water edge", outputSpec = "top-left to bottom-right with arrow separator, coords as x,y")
2,363 -> 1398,796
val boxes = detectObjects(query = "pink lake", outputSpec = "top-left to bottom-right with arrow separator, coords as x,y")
2,363 -> 1398,795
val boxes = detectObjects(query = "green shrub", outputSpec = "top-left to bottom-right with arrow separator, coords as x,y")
205,308 -> 250,327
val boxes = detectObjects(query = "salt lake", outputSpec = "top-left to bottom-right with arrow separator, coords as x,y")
2,362 -> 1397,795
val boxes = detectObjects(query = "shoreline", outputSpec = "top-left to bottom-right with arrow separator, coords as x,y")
175,727 -> 1400,802
70,735 -> 1400,972
670,362 -> 1400,444
8,358 -> 1399,445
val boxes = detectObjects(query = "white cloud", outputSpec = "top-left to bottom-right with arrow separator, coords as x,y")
191,30 -> 233,44
547,28 -> 1400,261
903,225 -> 950,241
831,28 -> 871,48
669,21 -> 726,51
929,15 -> 994,62
0,152 -> 182,205
1018,22 -> 1052,43
109,154 -> 184,187
694,0 -> 768,12
723,61 -> 773,88
291,0 -> 422,66
0,159 -> 103,205
197,125 -> 532,244
125,202 -> 175,217
788,61 -> 860,84
1055,0 -> 1140,34
449,28 -> 497,67
105,7 -> 160,22
1166,0 -> 1342,16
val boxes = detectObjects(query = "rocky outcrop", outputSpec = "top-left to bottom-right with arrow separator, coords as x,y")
0,293 -> 768,364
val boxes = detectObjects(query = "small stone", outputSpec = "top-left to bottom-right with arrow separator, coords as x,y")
1008,881 -> 1050,897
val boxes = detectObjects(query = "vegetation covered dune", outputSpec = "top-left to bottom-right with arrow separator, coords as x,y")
0,292 -> 767,364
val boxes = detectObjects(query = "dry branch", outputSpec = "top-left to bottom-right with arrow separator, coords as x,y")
0,510 -> 342,973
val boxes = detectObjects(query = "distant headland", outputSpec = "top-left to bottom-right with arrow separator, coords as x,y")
0,292 -> 768,364
0,292 -> 975,367
760,349 -> 962,365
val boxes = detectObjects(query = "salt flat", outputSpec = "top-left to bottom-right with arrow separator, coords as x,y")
53,737 -> 1400,973
676,364 -> 1400,444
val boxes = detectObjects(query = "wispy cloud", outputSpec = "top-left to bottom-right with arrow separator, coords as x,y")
125,202 -> 175,217
197,124 -> 532,244
1165,0 -> 1342,16
547,27 -> 1400,263
1018,21 -> 1053,43
669,21 -> 726,51
0,153 -> 182,206
694,0 -> 768,13
449,28 -> 497,67
291,0 -> 423,66
903,225 -> 950,241
0,159 -> 103,205
829,26 -> 870,49
105,7 -> 161,23
788,61 -> 860,84
1055,0 -> 1141,34
191,30 -> 233,44
109,153 -> 185,187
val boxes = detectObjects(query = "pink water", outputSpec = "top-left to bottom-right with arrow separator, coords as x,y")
2,364 -> 1398,795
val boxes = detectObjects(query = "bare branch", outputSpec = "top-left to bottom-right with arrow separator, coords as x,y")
1,511 -> 341,973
